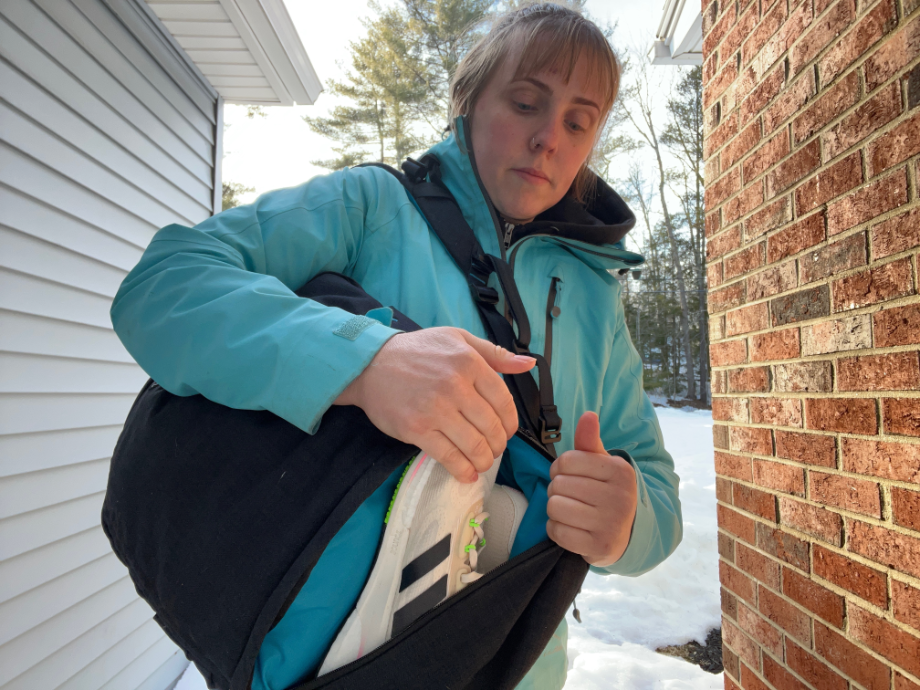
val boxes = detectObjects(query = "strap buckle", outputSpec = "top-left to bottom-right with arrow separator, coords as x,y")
540,406 -> 562,445
470,252 -> 493,286
469,283 -> 499,305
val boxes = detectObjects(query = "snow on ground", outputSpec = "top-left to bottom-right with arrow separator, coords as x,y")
563,406 -> 722,689
175,406 -> 721,690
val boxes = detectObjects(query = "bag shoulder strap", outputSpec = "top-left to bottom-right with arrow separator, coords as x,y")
356,157 -> 562,454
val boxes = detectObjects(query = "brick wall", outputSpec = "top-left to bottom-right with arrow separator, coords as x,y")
701,0 -> 920,687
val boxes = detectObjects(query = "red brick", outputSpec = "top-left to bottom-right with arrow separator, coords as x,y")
779,496 -> 843,545
734,483 -> 778,521
748,261 -> 797,300
722,0 -> 761,61
764,69 -> 817,133
864,13 -> 920,92
814,620 -> 891,690
775,431 -> 836,467
740,0 -> 788,67
841,438 -> 920,483
720,531 -> 737,563
763,654 -> 810,690
703,2 -> 738,56
824,82 -> 903,160
722,121 -> 763,171
832,257 -> 915,312
714,423 -> 730,448
731,426 -> 773,455
771,285 -> 831,326
893,487 -> 920,533
783,568 -> 844,628
720,503 -> 758,545
729,366 -> 771,393
725,674 -> 742,690
790,0 -> 856,76
741,64 -> 786,124
813,544 -> 888,608
706,58 -> 740,111
819,0 -> 898,85
712,340 -> 749,367
707,210 -> 722,238
867,110 -> 920,177
727,303 -> 770,336
755,460 -> 805,496
801,313 -> 872,355
723,616 -> 761,669
714,397 -> 751,422
710,282 -> 746,312
849,605 -> 920,678
756,522 -> 810,570
774,361 -> 833,393
759,585 -> 811,644
795,152 -> 863,215
806,398 -> 878,434
896,672 -> 920,690
707,111 -> 740,161
839,352 -> 920,392
786,638 -> 848,690
848,519 -> 920,579
792,71 -> 860,145
722,559 -> 758,604
723,585 -> 739,620
725,243 -> 766,280
717,476 -> 734,504
767,214 -> 826,265
765,139 -> 821,199
874,303 -> 920,348
737,543 -> 782,589
743,131 -> 791,184
750,329 -> 800,362
810,471 -> 881,517
717,451 -> 754,481
752,398 -> 803,429
799,232 -> 867,285
709,261 -> 724,289
727,185 -> 767,229
742,663 -> 773,690
713,370 -> 728,396
752,0 -> 814,81
872,206 -> 920,260
893,579 -> 920,633
827,167 -> 909,236
884,397 -> 920,437
709,226 -> 743,260
746,196 -> 792,240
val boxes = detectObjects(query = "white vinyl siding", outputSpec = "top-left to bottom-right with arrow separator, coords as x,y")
0,0 -> 218,687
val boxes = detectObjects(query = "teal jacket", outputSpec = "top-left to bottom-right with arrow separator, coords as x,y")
111,118 -> 682,690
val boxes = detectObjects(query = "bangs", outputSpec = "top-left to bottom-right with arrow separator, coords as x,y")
510,22 -> 619,116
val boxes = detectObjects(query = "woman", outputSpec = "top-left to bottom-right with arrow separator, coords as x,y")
111,4 -> 682,689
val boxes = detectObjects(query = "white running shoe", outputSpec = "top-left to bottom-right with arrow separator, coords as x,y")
318,452 -> 501,676
477,483 -> 528,574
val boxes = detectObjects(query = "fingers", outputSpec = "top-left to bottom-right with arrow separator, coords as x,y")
546,519 -> 600,560
459,330 -> 535,375
440,412 -> 495,474
421,430 -> 479,484
550,450 -> 629,482
473,370 -> 518,439
460,394 -> 510,457
547,474 -> 607,507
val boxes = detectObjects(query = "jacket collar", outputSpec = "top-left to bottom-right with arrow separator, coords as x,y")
426,116 -> 642,270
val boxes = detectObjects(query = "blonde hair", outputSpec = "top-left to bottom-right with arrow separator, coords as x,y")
449,3 -> 621,203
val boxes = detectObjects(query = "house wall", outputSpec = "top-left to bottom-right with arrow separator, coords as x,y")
701,0 -> 920,688
0,0 -> 218,687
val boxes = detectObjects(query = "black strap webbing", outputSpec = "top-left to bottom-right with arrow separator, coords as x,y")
358,157 -> 562,454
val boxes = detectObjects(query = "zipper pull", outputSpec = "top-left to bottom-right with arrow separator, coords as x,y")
503,222 -> 515,250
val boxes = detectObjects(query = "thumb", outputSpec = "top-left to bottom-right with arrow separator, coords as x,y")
460,331 -> 536,374
574,411 -> 607,455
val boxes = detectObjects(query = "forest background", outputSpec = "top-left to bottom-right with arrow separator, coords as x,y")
221,0 -> 709,404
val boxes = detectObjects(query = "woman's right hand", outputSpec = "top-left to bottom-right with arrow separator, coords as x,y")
334,327 -> 536,483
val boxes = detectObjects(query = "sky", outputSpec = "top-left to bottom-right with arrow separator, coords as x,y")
220,0 -> 692,245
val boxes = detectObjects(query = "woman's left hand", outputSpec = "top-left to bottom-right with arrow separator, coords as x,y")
546,411 -> 638,568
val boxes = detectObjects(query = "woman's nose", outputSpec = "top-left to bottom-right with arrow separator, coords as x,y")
531,117 -> 562,153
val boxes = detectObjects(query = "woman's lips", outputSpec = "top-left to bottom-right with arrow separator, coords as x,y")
513,168 -> 550,184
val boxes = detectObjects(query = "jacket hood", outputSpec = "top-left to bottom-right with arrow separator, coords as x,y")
425,116 -> 644,271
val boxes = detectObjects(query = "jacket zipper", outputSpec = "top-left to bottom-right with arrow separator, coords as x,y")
544,277 -> 561,370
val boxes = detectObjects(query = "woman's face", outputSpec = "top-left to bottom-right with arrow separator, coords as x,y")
470,51 -> 603,224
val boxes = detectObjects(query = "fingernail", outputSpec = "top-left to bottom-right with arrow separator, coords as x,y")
513,355 -> 536,363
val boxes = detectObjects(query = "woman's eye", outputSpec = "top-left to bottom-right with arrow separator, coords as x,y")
515,102 -> 536,112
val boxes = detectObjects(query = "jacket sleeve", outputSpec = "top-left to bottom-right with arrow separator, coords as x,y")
110,166 -> 412,434
590,290 -> 683,577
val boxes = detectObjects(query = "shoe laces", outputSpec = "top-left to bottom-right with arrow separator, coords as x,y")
459,511 -> 489,585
